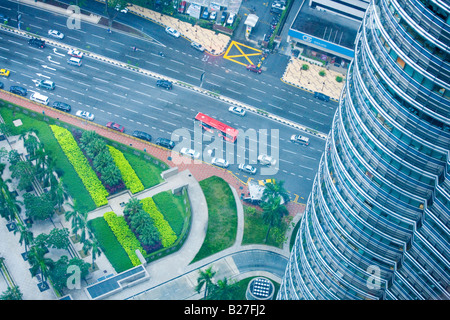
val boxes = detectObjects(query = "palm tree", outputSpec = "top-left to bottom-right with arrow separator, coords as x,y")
211,277 -> 238,300
100,163 -> 121,186
49,176 -> 68,213
262,180 -> 290,204
72,210 -> 89,244
0,285 -> 23,300
28,243 -> 53,286
261,194 -> 288,243
89,231 -> 102,270
124,198 -> 143,217
195,266 -> 216,299
14,221 -> 34,258
79,130 -> 99,149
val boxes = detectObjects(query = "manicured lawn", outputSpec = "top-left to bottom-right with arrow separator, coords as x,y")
0,106 -> 96,212
191,176 -> 237,263
123,152 -> 163,189
242,205 -> 287,248
153,190 -> 188,236
88,217 -> 134,273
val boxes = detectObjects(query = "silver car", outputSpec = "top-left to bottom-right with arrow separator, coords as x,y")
258,154 -> 277,166
228,106 -> 246,117
212,157 -> 229,168
191,42 -> 205,52
180,147 -> 200,159
48,29 -> 64,39
238,164 -> 257,175
76,110 -> 95,121
165,27 -> 181,38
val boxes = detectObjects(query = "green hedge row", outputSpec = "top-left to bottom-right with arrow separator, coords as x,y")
50,125 -> 108,207
108,145 -> 144,194
88,217 -> 133,273
141,197 -> 177,248
103,211 -> 144,267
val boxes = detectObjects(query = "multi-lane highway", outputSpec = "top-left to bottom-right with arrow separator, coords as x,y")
0,0 -> 338,201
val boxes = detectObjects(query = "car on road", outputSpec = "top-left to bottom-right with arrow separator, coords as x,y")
314,92 -> 330,102
38,79 -> 55,90
52,101 -> 71,112
28,38 -> 45,49
238,164 -> 257,175
227,13 -> 236,25
258,154 -> 277,166
75,110 -> 94,121
67,49 -> 84,58
106,122 -> 125,133
30,92 -> 49,105
9,86 -> 27,96
291,134 -> 310,146
180,147 -> 201,159
155,137 -> 175,149
201,9 -> 209,19
228,106 -> 246,117
209,11 -> 217,21
0,69 -> 10,77
221,11 -> 228,24
191,42 -> 205,52
48,29 -> 65,39
67,57 -> 82,67
0,14 -> 10,24
178,1 -> 187,13
212,157 -> 229,168
0,82 -> 3,89
132,130 -> 152,142
115,5 -> 128,13
156,79 -> 173,90
165,27 -> 181,38
247,64 -> 262,74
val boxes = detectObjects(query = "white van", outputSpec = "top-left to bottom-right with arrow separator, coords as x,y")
67,57 -> 82,67
30,92 -> 49,105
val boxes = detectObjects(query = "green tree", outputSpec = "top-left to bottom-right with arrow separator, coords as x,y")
0,285 -> 23,300
105,0 -> 128,29
28,243 -> 54,286
99,162 -> 122,186
89,231 -> 102,270
23,192 -> 55,221
46,228 -> 71,250
8,149 -> 21,166
210,277 -> 239,300
262,180 -> 290,204
124,197 -> 143,217
14,222 -> 34,256
195,266 -> 216,299
261,194 -> 288,243
21,131 -> 41,159
10,160 -> 36,191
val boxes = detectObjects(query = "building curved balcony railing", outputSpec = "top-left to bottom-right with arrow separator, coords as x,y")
365,12 -> 450,122
378,0 -> 450,86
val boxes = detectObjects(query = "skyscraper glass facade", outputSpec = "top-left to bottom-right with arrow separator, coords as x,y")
278,0 -> 450,300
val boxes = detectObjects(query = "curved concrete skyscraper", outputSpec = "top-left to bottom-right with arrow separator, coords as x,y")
278,0 -> 450,300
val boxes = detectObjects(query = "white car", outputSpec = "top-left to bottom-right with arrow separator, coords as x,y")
228,106 -> 246,117
180,147 -> 200,159
227,13 -> 236,25
238,164 -> 257,175
191,42 -> 205,52
212,157 -> 229,168
115,5 -> 128,13
76,110 -> 95,121
258,154 -> 277,166
165,27 -> 181,38
68,49 -> 84,59
48,29 -> 64,39
291,134 -> 310,146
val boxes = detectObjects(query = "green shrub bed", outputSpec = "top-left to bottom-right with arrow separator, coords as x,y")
153,191 -> 186,236
108,145 -> 144,194
103,211 -> 144,267
88,217 -> 133,273
50,125 -> 108,207
141,197 -> 177,248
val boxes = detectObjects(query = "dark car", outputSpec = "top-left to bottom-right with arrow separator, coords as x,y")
246,64 -> 262,74
52,101 -> 71,112
221,11 -> 228,24
28,38 -> 45,49
201,8 -> 209,19
156,79 -> 173,90
106,122 -> 125,132
132,130 -> 152,142
155,137 -> 175,149
9,86 -> 27,96
314,92 -> 330,102
0,82 -> 3,89
0,14 -> 10,24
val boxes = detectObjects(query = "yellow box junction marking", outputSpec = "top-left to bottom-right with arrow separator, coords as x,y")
223,41 -> 262,66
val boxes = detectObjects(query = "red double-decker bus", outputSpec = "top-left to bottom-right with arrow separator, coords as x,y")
194,112 -> 239,143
